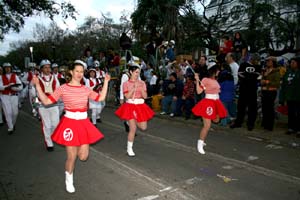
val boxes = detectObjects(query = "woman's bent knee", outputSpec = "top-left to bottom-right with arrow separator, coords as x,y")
138,122 -> 147,131
139,126 -> 147,131
78,154 -> 89,161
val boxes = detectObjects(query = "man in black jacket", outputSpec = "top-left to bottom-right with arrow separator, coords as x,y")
230,53 -> 261,131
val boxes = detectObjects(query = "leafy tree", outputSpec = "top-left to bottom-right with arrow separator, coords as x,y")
190,0 -> 300,53
182,0 -> 300,54
131,0 -> 186,43
268,0 -> 300,51
236,0 -> 273,52
0,0 -> 76,40
178,0 -> 244,54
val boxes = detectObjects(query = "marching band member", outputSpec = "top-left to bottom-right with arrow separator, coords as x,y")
36,59 -> 60,151
23,63 -> 40,116
32,60 -> 110,193
58,66 -> 67,84
119,62 -> 142,132
94,60 -> 106,79
0,62 -> 23,134
52,63 -> 65,80
115,64 -> 155,156
192,64 -> 227,154
85,68 -> 105,126
51,63 -> 65,116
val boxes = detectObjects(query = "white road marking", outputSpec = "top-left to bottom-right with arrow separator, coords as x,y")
159,186 -> 173,192
103,120 -> 300,185
137,195 -> 159,200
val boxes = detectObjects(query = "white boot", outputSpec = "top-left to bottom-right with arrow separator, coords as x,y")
197,140 -> 206,155
127,141 -> 135,157
65,171 -> 75,193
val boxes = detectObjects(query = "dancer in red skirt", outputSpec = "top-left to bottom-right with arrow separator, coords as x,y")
192,64 -> 227,154
115,64 -> 155,156
32,60 -> 110,193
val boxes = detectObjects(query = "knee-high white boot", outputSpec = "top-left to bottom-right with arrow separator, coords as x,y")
127,141 -> 135,157
197,140 -> 206,155
65,171 -> 75,193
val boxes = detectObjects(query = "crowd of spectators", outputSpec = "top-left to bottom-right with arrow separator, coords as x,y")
130,32 -> 300,136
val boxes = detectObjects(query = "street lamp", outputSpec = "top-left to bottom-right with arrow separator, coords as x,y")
29,46 -> 33,62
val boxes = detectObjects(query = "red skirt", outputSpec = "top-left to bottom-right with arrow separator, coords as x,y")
115,103 -> 155,122
192,98 -> 227,120
51,116 -> 104,146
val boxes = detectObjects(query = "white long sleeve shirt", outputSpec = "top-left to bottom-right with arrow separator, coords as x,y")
229,62 -> 240,85
119,73 -> 129,100
0,73 -> 23,92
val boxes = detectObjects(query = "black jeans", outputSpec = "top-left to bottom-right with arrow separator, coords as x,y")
287,101 -> 300,132
235,91 -> 257,128
261,90 -> 277,130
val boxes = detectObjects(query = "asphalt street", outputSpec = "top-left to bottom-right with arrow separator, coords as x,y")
1,102 -> 300,200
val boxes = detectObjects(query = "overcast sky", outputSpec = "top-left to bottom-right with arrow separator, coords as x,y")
0,0 -> 135,56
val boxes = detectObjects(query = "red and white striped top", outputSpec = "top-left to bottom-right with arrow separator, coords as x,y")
48,84 -> 100,111
202,78 -> 220,94
123,80 -> 147,99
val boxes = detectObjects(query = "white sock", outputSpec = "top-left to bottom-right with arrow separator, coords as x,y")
65,171 -> 75,193
197,140 -> 206,155
127,141 -> 135,156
